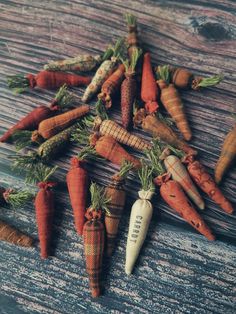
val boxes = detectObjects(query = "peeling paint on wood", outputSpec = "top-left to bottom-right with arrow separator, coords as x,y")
0,0 -> 235,313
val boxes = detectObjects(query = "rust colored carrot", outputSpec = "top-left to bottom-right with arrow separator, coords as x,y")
94,116 -> 151,151
183,155 -> 234,214
33,164 -> 57,259
7,71 -> 91,93
98,64 -> 125,108
133,108 -> 197,155
146,149 -> 215,240
0,220 -> 34,247
0,85 -> 76,143
168,66 -> 223,90
44,54 -> 102,72
125,13 -> 139,59
141,52 -> 159,114
105,161 -> 133,256
66,147 -> 98,236
12,105 -> 90,148
89,133 -> 141,168
215,123 -> 236,184
83,183 -> 110,298
121,47 -> 142,129
156,65 -> 192,141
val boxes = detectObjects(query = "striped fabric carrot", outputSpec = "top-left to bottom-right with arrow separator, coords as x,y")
215,123 -> 236,184
156,65 -> 192,141
98,64 -> 125,108
83,183 -> 110,298
105,161 -> 133,256
183,155 -> 234,214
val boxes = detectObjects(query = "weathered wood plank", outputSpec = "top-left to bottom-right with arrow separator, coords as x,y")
0,0 -> 235,313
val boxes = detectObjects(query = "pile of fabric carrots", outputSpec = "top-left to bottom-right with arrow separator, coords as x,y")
0,13 -> 235,298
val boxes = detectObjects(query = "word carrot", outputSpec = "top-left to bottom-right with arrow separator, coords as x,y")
125,164 -> 155,275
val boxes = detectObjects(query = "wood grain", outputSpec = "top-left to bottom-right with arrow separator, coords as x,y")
0,0 -> 235,313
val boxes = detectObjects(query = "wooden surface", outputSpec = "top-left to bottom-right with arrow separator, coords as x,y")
0,0 -> 235,313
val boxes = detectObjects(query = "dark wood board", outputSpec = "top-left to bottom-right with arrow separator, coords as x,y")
0,0 -> 235,313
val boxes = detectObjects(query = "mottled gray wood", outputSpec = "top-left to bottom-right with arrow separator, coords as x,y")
0,0 -> 235,313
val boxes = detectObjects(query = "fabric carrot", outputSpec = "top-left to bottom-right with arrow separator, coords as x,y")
163,153 -> 205,210
125,164 -> 155,275
83,182 -> 110,297
66,147 -> 98,236
168,66 -> 223,90
125,13 -> 139,59
121,47 -> 142,129
141,52 -> 159,114
7,71 -> 91,93
12,105 -> 89,147
0,220 -> 34,247
33,164 -> 57,259
105,161 -> 133,256
98,64 -> 125,108
146,148 -> 215,240
215,123 -> 236,184
94,116 -> 152,151
156,65 -> 192,141
44,54 -> 102,72
82,38 -> 125,103
0,85 -> 76,143
89,133 -> 141,168
183,155 -> 234,214
133,108 -> 197,155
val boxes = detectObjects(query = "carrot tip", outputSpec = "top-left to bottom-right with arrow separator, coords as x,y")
91,289 -> 101,298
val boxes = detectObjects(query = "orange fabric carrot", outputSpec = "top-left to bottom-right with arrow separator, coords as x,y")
83,183 -> 109,297
98,64 -> 125,108
141,52 -> 159,114
89,133 -> 141,168
155,174 -> 215,240
157,65 -> 192,141
215,124 -> 236,184
13,105 -> 90,147
7,71 -> 91,93
0,85 -> 75,143
133,109 -> 197,155
183,155 -> 234,214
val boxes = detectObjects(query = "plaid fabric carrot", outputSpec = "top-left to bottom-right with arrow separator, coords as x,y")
105,161 -> 133,256
83,183 -> 110,297
44,54 -> 102,72
98,64 -> 125,108
183,155 -> 234,214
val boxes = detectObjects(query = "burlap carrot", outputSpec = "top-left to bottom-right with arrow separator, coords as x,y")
0,220 -> 34,247
156,65 -> 192,141
98,64 -> 125,108
83,183 -> 110,298
215,123 -> 236,184
183,155 -> 234,214
133,108 -> 197,155
44,54 -> 102,72
105,161 -> 133,256
168,66 -> 223,90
